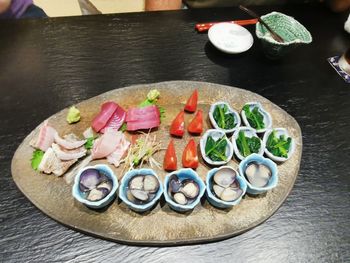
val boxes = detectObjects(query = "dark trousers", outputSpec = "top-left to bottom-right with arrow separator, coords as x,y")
20,4 -> 47,19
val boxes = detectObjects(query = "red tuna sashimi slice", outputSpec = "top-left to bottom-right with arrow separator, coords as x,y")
92,102 -> 119,132
127,119 -> 160,131
100,105 -> 126,133
92,128 -> 123,159
125,105 -> 160,122
30,120 -> 57,151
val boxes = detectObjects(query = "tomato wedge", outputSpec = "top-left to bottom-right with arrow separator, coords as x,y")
170,111 -> 185,137
182,139 -> 199,169
188,110 -> 203,134
184,89 -> 198,113
163,139 -> 177,171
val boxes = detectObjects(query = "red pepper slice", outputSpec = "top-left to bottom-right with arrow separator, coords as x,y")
188,110 -> 203,134
182,139 -> 199,169
163,139 -> 177,171
184,89 -> 198,113
170,111 -> 185,137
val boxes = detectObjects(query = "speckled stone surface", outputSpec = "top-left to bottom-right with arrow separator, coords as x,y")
11,81 -> 302,245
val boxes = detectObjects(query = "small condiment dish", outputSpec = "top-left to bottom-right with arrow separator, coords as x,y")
164,168 -> 205,213
72,164 -> 119,209
200,129 -> 234,166
209,101 -> 241,134
206,166 -> 247,209
232,127 -> 265,161
239,153 -> 278,195
208,22 -> 254,54
263,128 -> 295,162
241,102 -> 272,133
119,168 -> 163,213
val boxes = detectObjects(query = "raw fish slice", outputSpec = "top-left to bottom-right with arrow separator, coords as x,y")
38,147 -> 77,176
54,133 -> 86,150
126,105 -> 160,122
64,155 -> 93,184
92,102 -> 119,132
52,143 -> 87,161
30,120 -> 57,151
100,105 -> 126,133
127,119 -> 160,131
91,128 -> 121,159
83,127 -> 95,139
107,133 -> 130,167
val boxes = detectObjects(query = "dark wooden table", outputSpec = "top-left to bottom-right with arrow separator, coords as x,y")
1,3 -> 349,262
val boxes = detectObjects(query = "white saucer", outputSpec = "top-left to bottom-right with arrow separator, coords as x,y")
208,22 -> 254,54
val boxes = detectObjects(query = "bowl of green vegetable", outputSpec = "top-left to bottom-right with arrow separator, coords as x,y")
232,127 -> 264,161
263,128 -> 295,162
241,102 -> 272,133
209,102 -> 241,134
200,129 -> 233,166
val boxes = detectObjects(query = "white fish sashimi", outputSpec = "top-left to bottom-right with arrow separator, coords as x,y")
54,133 -> 86,150
107,133 -> 130,167
83,127 -> 95,139
38,147 -> 77,176
92,128 -> 122,159
30,120 -> 57,151
52,143 -> 87,161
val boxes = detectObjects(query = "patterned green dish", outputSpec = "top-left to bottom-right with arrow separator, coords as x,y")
256,12 -> 312,59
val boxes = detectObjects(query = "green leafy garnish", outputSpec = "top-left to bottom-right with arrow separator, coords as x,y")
266,130 -> 292,158
243,105 -> 265,130
119,123 -> 127,132
236,131 -> 261,157
84,137 -> 95,149
31,150 -> 44,171
139,89 -> 165,121
213,104 -> 236,130
205,136 -> 228,162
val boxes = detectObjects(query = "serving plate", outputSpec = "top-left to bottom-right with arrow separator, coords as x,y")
11,81 -> 302,246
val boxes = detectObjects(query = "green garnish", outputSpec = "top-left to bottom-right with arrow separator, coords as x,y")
243,105 -> 265,130
205,136 -> 228,162
31,150 -> 44,171
236,131 -> 261,157
119,123 -> 127,132
139,89 -> 165,121
213,104 -> 236,130
84,137 -> 95,149
266,130 -> 292,158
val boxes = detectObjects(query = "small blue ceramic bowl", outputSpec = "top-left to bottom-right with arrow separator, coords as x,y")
119,168 -> 163,213
72,164 -> 119,209
239,153 -> 278,195
206,166 -> 247,209
164,168 -> 205,213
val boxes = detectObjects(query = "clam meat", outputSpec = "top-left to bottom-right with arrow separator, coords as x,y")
245,162 -> 271,188
211,168 -> 243,202
127,174 -> 160,205
168,175 -> 200,205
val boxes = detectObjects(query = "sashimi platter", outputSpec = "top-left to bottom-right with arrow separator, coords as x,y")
11,81 -> 302,245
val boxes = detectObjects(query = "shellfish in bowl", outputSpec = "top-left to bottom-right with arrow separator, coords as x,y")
72,164 -> 119,209
206,166 -> 247,209
200,129 -> 233,166
241,102 -> 272,134
239,153 -> 278,195
119,168 -> 163,212
263,128 -> 295,162
164,168 -> 205,212
209,102 -> 241,134
232,127 -> 265,161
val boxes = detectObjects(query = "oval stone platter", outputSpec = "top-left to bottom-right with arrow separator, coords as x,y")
11,81 -> 302,246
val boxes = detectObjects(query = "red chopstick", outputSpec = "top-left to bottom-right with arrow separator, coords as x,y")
195,18 -> 258,32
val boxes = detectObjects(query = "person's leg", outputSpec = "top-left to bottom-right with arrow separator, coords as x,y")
20,4 -> 47,18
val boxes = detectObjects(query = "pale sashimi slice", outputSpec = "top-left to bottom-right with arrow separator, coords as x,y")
38,147 -> 77,176
30,120 -> 57,151
83,127 -> 95,139
54,133 -> 87,150
91,102 -> 119,132
100,105 -> 126,133
52,143 -> 87,161
107,133 -> 130,167
91,128 -> 122,159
